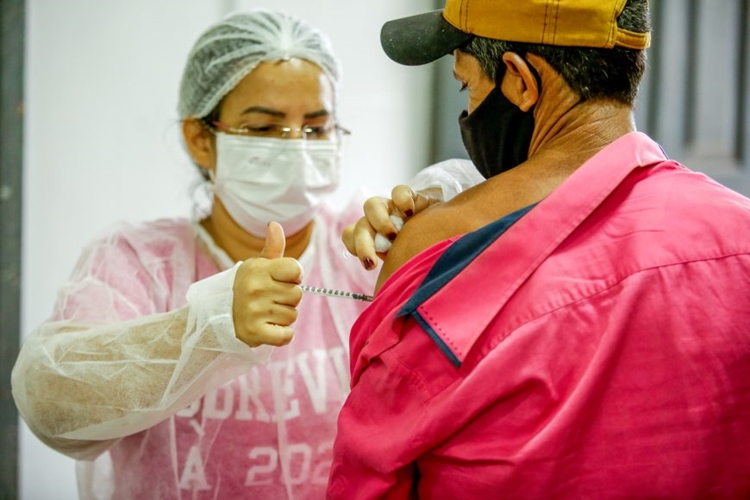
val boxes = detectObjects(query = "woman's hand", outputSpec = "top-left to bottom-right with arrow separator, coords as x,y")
232,222 -> 303,347
342,185 -> 442,270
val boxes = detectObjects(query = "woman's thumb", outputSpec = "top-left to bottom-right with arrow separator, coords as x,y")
259,222 -> 286,259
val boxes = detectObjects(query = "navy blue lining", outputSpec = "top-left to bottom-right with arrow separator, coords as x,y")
412,311 -> 461,368
395,203 -> 537,367
398,203 -> 537,319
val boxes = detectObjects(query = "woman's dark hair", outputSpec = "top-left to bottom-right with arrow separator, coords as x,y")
461,0 -> 650,105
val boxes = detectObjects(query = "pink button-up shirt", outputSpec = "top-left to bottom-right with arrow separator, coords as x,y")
329,133 -> 750,499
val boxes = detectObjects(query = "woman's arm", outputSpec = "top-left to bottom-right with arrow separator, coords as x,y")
11,234 -> 270,461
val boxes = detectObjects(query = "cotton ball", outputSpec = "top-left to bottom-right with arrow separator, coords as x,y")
373,215 -> 405,253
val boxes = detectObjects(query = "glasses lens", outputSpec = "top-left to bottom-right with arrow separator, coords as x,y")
210,121 -> 347,141
301,123 -> 337,140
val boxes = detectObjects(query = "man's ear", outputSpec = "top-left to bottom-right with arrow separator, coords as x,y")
500,52 -> 540,112
182,118 -> 215,171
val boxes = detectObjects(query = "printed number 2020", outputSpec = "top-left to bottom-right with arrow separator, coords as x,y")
245,441 -> 332,486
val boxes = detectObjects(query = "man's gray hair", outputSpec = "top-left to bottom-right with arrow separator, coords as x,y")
462,0 -> 650,105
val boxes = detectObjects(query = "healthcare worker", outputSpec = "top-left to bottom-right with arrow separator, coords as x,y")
11,9 -> 481,500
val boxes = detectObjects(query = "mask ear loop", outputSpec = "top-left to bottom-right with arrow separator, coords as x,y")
523,57 -> 543,102
525,55 -> 584,113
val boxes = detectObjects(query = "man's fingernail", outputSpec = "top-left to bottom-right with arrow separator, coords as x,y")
363,258 -> 375,270
387,232 -> 397,242
404,209 -> 414,217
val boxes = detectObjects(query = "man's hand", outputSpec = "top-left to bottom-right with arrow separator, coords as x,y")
232,222 -> 304,347
342,185 -> 442,270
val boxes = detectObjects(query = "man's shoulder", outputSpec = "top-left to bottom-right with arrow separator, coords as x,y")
632,159 -> 750,242
376,202 -> 464,291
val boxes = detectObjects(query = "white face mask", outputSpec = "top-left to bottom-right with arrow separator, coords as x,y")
212,133 -> 341,237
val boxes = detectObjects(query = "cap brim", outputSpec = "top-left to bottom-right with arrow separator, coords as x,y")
380,9 -> 473,66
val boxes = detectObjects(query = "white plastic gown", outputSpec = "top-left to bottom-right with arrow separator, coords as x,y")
12,159 -> 483,500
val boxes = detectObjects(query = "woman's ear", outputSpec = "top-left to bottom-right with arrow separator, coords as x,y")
500,52 -> 540,112
182,119 -> 215,171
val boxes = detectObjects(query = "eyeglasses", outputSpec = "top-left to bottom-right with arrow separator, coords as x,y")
203,119 -> 351,141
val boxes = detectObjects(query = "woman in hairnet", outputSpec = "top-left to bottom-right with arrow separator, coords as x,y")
11,9 -> 481,500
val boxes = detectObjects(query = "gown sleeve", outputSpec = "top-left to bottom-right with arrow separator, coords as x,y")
407,158 -> 484,201
11,227 -> 271,461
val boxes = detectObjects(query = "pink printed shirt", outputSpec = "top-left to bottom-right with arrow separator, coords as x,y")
328,133 -> 750,499
90,208 -> 369,500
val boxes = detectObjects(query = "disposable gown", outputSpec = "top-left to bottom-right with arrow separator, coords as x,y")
12,160 -> 483,500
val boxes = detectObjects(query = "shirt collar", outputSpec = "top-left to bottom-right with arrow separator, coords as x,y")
410,132 -> 669,366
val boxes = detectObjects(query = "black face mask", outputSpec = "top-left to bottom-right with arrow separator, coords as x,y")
459,85 -> 536,179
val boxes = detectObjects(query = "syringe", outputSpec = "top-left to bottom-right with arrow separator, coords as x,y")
300,285 -> 374,302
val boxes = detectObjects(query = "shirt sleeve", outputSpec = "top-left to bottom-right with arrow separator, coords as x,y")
11,231 -> 271,461
328,306 -> 440,498
328,361 -> 425,499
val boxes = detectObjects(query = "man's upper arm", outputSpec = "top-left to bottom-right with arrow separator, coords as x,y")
375,203 -> 462,292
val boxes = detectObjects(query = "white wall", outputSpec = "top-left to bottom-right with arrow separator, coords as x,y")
21,1 -> 433,498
